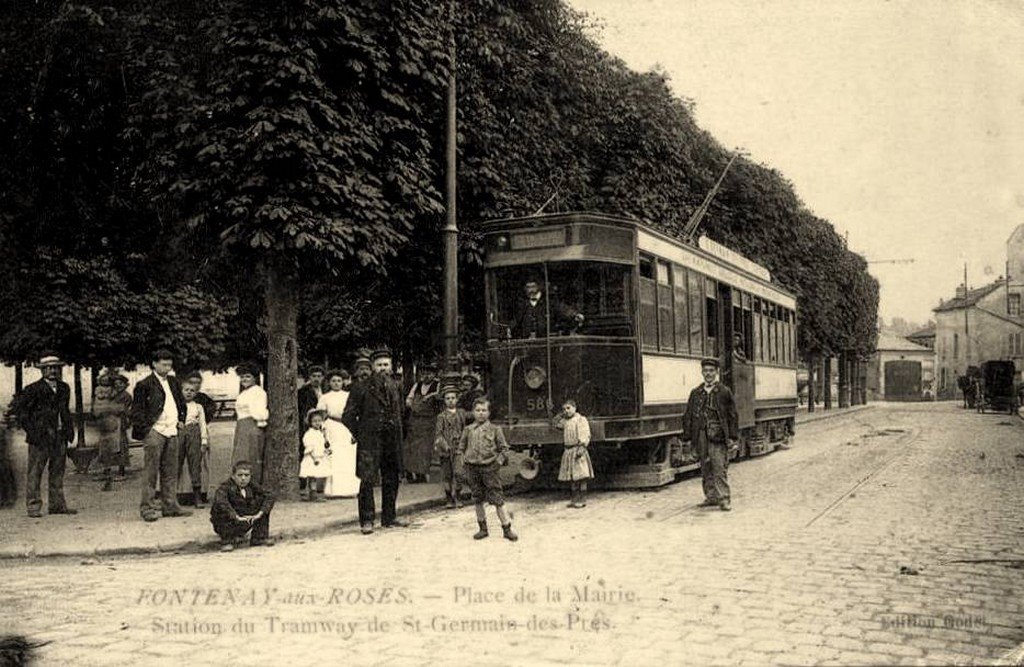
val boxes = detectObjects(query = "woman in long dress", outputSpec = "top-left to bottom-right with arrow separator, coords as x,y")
231,362 -> 268,483
318,369 -> 360,497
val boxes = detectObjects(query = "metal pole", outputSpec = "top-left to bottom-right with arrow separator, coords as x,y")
442,0 -> 459,375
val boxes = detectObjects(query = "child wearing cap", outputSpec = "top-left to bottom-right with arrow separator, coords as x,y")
210,460 -> 275,551
434,383 -> 467,509
301,409 -> 329,502
556,399 -> 594,508
457,398 -> 518,541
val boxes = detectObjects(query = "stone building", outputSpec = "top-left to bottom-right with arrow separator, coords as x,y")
865,333 -> 935,401
933,225 -> 1024,399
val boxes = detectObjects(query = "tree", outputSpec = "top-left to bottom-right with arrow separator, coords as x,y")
133,0 -> 451,497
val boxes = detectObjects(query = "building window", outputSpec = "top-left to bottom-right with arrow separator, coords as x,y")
1011,294 -> 1022,317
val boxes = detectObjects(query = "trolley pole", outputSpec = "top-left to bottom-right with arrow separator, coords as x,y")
442,0 -> 459,376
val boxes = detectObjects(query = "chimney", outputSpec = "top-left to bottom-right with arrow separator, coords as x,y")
955,285 -> 967,299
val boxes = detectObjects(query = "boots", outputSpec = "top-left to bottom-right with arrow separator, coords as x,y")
577,485 -> 587,508
567,488 -> 577,508
193,486 -> 204,509
473,521 -> 489,540
101,469 -> 113,492
307,486 -> 317,503
445,488 -> 457,509
501,523 -> 519,542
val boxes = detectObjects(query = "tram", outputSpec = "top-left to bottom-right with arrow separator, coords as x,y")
481,211 -> 799,488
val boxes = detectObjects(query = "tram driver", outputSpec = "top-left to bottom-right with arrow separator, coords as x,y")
512,279 -> 584,339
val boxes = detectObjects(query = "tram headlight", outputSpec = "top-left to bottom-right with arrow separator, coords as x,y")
524,366 -> 546,390
494,234 -> 509,249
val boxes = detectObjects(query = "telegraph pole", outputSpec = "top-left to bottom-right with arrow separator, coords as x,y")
442,0 -> 459,375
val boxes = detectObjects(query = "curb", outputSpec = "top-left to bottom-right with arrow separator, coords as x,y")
795,404 -> 873,426
0,496 -> 449,561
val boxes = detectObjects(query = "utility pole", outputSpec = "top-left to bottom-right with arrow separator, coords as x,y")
442,0 -> 459,376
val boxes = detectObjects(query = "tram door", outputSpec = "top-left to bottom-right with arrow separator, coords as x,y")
720,284 -> 755,429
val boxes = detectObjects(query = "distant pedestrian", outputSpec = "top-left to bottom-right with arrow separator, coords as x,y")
110,374 -> 133,475
404,363 -> 439,483
317,370 -> 359,497
342,347 -> 407,535
210,460 -> 275,552
434,381 -> 466,509
682,358 -> 739,512
18,354 -> 76,518
130,349 -> 190,522
0,404 -> 17,508
176,382 -> 210,508
93,374 -> 125,492
231,362 -> 268,483
556,399 -> 593,508
458,398 -> 517,541
300,409 -> 329,502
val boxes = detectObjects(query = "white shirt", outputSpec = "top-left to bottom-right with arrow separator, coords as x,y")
153,374 -> 179,438
236,385 -> 269,426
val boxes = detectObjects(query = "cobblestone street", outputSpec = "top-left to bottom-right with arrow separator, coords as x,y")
3,403 -> 1023,666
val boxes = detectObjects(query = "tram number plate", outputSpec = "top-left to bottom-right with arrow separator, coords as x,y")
525,398 -> 547,412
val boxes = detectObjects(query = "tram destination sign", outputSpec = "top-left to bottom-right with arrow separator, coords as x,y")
511,228 -> 568,251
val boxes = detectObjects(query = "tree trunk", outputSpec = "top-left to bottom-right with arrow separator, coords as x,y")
73,363 -> 86,446
838,351 -> 849,409
262,261 -> 300,500
14,362 -> 23,395
807,356 -> 816,413
823,356 -> 833,410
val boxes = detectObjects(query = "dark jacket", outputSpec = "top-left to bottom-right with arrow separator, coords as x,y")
129,373 -> 187,441
17,379 -> 74,447
682,382 -> 739,444
195,391 -> 217,425
342,373 -> 404,479
297,384 -> 321,423
209,478 -> 274,528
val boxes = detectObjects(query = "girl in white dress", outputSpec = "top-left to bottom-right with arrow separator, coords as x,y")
317,370 -> 360,497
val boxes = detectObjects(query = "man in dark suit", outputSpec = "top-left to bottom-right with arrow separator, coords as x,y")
511,280 -> 584,338
682,358 -> 739,511
130,349 -> 190,522
342,347 -> 407,534
17,354 -> 76,518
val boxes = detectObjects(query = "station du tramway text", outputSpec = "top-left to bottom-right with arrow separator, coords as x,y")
143,583 -> 637,636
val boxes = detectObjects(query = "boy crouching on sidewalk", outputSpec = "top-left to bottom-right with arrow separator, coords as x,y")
210,460 -> 275,552
457,398 -> 517,541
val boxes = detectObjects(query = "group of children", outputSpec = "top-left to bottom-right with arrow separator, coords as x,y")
430,380 -> 595,542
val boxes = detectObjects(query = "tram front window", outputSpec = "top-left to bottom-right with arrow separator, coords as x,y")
488,262 -> 634,339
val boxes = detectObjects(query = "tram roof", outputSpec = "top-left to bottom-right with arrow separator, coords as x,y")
476,211 -> 795,300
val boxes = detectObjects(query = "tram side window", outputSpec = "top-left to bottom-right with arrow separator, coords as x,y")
673,265 -> 689,354
753,299 -> 763,362
742,293 -> 754,360
705,278 -> 718,358
770,304 -> 779,363
657,261 -> 674,352
688,271 -> 704,355
639,256 -> 658,349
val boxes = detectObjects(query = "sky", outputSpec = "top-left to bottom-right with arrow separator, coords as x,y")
567,0 -> 1024,325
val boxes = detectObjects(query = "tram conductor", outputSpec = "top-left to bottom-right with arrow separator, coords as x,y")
512,279 -> 584,338
682,358 -> 739,511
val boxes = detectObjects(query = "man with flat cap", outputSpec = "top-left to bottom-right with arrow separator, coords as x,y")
682,357 -> 739,511
343,346 -> 408,534
17,353 -> 76,517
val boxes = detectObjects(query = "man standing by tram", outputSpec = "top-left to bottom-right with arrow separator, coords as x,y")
682,358 -> 739,511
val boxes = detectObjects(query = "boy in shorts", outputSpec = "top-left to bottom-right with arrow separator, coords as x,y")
457,398 -> 517,541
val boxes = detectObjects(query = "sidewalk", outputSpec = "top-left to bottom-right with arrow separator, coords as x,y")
0,421 -> 516,559
795,403 -> 873,425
